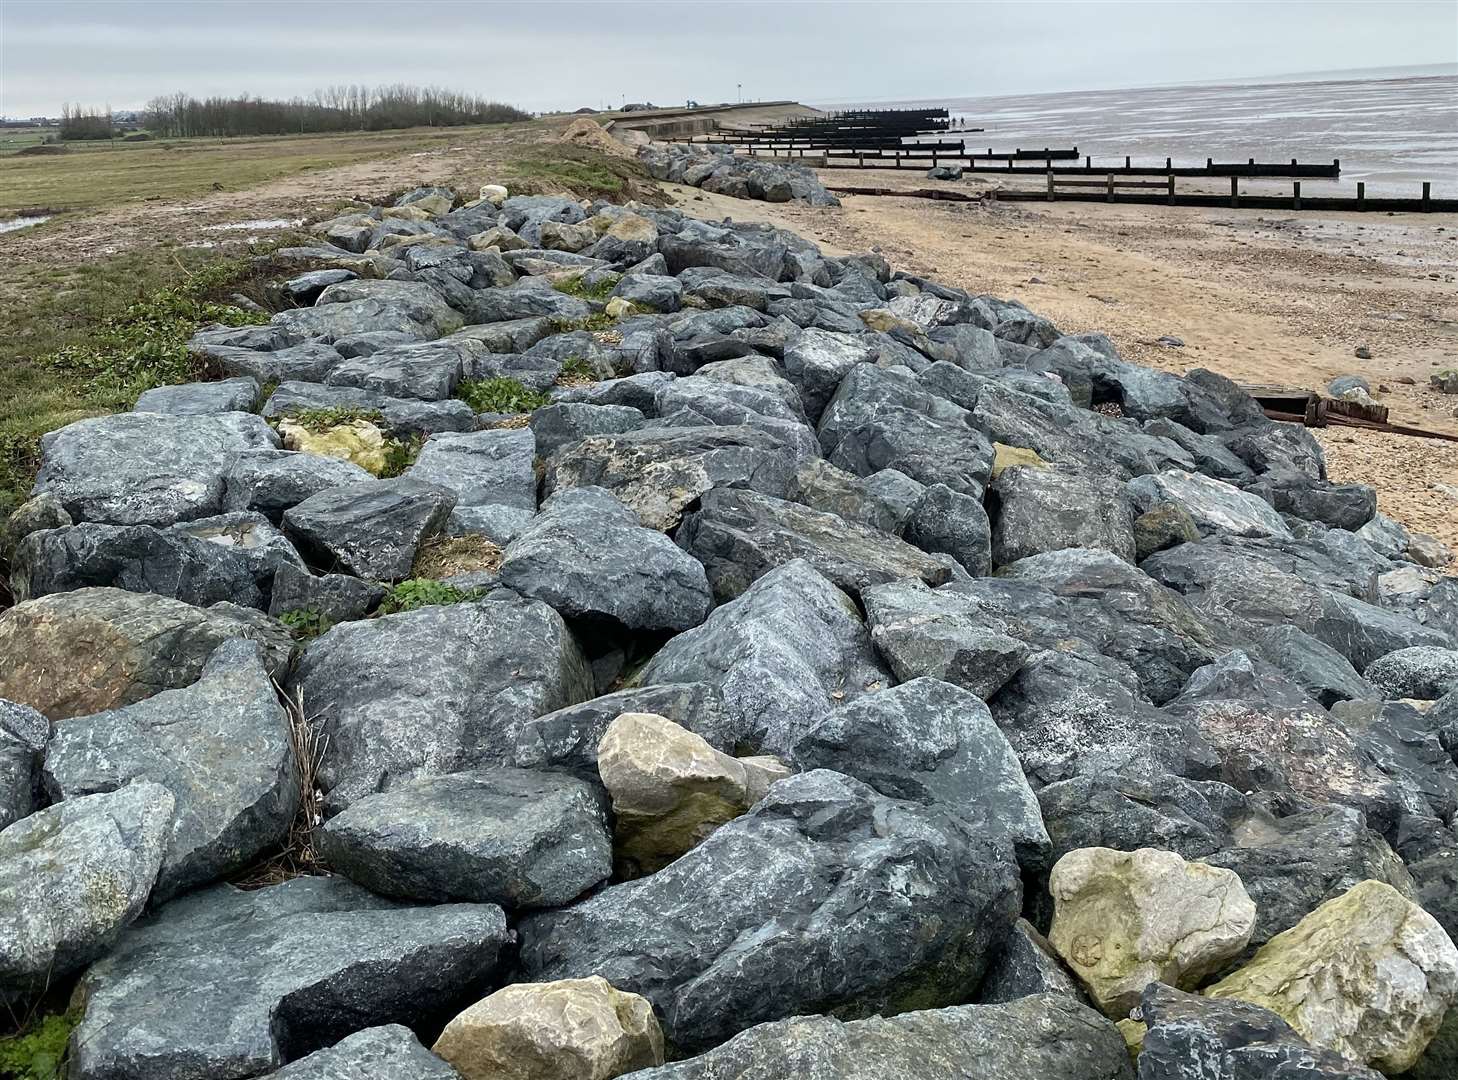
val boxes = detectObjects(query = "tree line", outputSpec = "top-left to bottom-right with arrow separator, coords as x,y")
61,85 -> 531,141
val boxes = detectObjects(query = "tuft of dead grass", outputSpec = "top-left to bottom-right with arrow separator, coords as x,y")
232,680 -> 329,889
412,534 -> 504,579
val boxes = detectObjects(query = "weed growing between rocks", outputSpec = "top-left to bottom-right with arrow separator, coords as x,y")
557,356 -> 598,387
457,377 -> 550,414
552,274 -> 619,302
378,433 -> 424,478
377,578 -> 486,615
552,312 -> 619,334
0,1007 -> 79,1080
280,406 -> 385,430
276,608 -> 335,642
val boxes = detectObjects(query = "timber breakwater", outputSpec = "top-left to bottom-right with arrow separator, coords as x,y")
0,175 -> 1456,1079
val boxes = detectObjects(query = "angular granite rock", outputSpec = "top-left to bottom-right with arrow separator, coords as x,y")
133,376 -> 261,416
518,770 -> 1020,1052
1128,469 -> 1290,539
0,782 -> 174,992
292,596 -> 592,812
1135,982 -> 1383,1080
319,766 -> 611,908
790,677 -> 1050,870
70,876 -> 511,1080
405,428 -> 538,511
1363,646 -> 1458,701
677,487 -> 959,602
222,448 -> 376,522
33,411 -> 278,526
903,482 -> 993,577
11,522 -> 265,608
0,587 -> 293,720
44,640 -> 297,901
500,487 -> 712,631
612,993 -> 1132,1080
636,560 -> 891,756
268,1026 -> 461,1080
267,563 -> 386,622
861,580 -> 1030,700
433,977 -> 663,1080
1205,879 -> 1458,1073
1258,624 -> 1377,707
977,918 -> 1086,1005
0,699 -> 47,830
1047,846 -> 1255,1018
283,477 -> 455,581
991,466 -> 1136,566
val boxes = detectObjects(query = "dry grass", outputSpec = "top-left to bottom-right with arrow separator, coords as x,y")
412,534 -> 505,579
232,680 -> 329,889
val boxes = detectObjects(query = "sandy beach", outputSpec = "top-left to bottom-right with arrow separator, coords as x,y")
669,167 -> 1458,550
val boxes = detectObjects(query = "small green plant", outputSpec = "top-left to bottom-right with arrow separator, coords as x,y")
551,312 -> 618,334
557,356 -> 598,386
277,406 -> 384,431
456,377 -> 550,414
0,1007 -> 80,1080
377,578 -> 484,615
552,274 -> 619,301
379,433 -> 424,478
276,608 -> 335,642
46,259 -> 270,396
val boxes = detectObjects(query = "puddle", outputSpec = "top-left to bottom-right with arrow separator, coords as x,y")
201,218 -> 304,232
0,215 -> 51,234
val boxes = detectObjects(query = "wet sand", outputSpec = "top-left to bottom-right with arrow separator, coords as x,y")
670,167 -> 1458,550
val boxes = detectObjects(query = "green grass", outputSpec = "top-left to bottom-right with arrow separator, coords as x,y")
0,1007 -> 79,1080
552,274 -> 619,302
275,406 -> 385,430
379,433 -> 424,478
557,356 -> 598,385
502,145 -> 647,201
0,247 -> 283,520
276,608 -> 335,642
456,377 -> 550,414
377,578 -> 485,615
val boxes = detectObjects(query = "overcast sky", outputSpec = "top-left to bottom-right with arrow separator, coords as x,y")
2,0 -> 1454,117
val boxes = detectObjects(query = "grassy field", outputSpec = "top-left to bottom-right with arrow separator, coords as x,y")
0,123 -> 536,216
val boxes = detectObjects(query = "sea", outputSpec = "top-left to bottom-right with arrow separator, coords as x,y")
822,64 -> 1458,197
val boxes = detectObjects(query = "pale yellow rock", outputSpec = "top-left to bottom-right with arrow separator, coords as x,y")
597,712 -> 755,875
1205,879 -> 1458,1073
738,755 -> 793,803
858,308 -> 921,335
1048,846 -> 1256,1019
379,204 -> 432,222
433,976 -> 664,1080
1116,1018 -> 1146,1061
603,212 -> 657,244
376,233 -> 457,252
479,183 -> 509,206
990,443 -> 1049,480
468,226 -> 528,252
278,419 -> 388,476
540,221 -> 599,253
604,296 -> 636,319
406,193 -> 454,217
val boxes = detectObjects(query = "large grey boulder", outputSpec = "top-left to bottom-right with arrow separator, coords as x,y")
223,449 -> 377,522
470,279 -> 592,323
291,595 -> 592,812
134,376 -> 260,416
267,564 -> 386,622
1129,469 -> 1290,539
69,876 -> 510,1080
10,522 -> 264,608
507,683 -> 730,779
678,487 -> 960,602
618,993 -> 1130,1079
0,699 -> 46,831
0,587 -> 293,721
0,782 -> 174,992
1363,646 -> 1458,701
33,412 -> 278,526
1134,982 -> 1384,1080
1259,625 -> 1378,707
196,342 -> 345,384
861,580 -> 1030,700
267,1026 -> 461,1080
636,560 -> 891,756
529,402 -> 647,458
1247,477 -> 1378,532
518,770 -> 1021,1052
546,424 -> 801,531
405,428 -> 537,511
44,640 -> 297,902
787,460 -> 926,536
903,482 -> 993,576
325,338 -> 477,401
991,466 -> 1137,566
319,767 -> 611,907
781,328 -> 880,422
977,919 -> 1087,1005
500,487 -> 712,631
262,381 -> 477,437
283,478 -> 456,581
790,677 -> 1050,869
